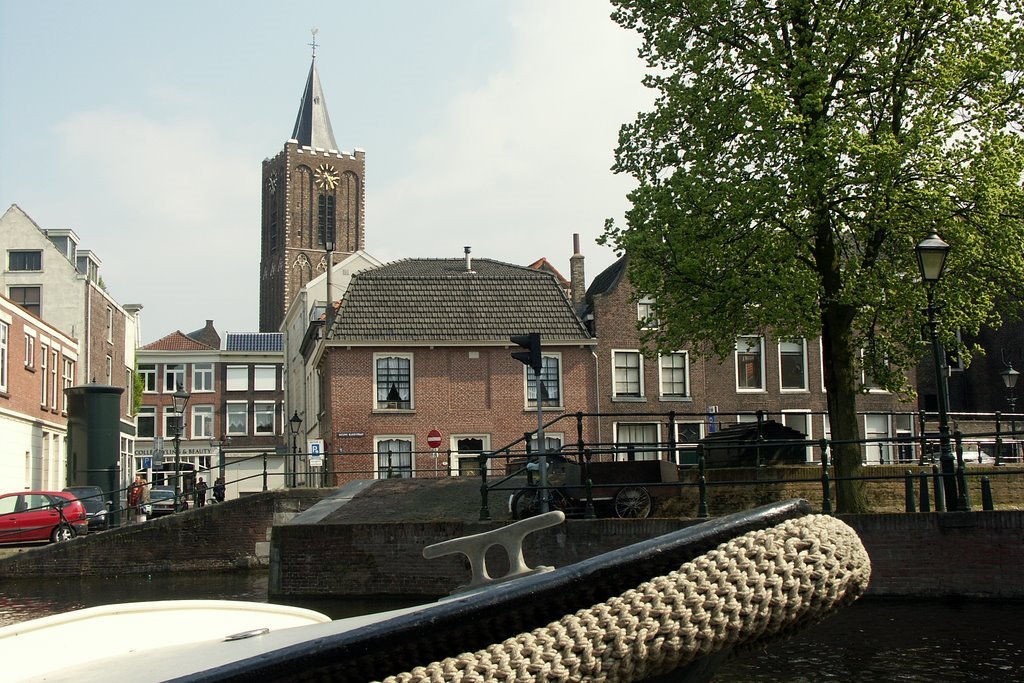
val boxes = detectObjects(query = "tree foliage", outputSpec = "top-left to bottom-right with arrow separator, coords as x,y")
604,0 -> 1024,511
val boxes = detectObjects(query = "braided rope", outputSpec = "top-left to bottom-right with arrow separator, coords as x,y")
380,514 -> 870,683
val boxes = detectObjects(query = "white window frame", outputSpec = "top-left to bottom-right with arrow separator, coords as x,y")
449,434 -> 492,476
614,422 -> 662,461
137,406 -> 156,439
104,354 -> 111,387
226,366 -> 248,392
163,406 -> 183,438
735,336 -> 765,392
525,353 -> 562,409
40,342 -> 48,406
106,306 -> 113,343
374,353 -> 414,410
781,410 -> 814,462
674,421 -> 704,465
659,351 -> 690,399
226,401 -> 248,436
139,364 -> 157,392
254,365 -> 277,391
163,364 -> 185,392
528,432 -> 565,456
0,321 -> 7,393
23,330 -> 35,369
374,436 -> 415,478
254,401 -> 276,435
612,349 -> 644,399
192,405 -> 214,439
54,349 -> 61,410
779,339 -> 808,391
192,363 -> 214,392
637,297 -> 658,330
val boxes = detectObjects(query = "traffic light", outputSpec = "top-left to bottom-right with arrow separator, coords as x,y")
511,333 -> 542,373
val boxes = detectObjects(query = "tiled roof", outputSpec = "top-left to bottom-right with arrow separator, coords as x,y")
582,255 -> 628,316
328,258 -> 592,342
226,333 -> 284,352
141,331 -> 215,351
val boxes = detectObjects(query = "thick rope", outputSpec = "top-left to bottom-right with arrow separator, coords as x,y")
379,514 -> 870,683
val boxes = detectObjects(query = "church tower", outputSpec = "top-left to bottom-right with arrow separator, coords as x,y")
259,42 -> 365,332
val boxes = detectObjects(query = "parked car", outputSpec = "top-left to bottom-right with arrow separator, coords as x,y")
149,486 -> 188,516
62,486 -> 110,530
0,491 -> 88,543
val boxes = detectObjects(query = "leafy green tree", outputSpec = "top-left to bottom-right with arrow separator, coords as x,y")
604,0 -> 1024,512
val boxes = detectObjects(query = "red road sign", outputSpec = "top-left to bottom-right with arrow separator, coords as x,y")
427,429 -> 442,449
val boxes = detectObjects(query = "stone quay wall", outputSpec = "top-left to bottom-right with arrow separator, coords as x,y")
2,489 -> 1022,602
271,509 -> 1024,601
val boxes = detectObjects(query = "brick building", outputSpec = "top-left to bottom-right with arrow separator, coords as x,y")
580,254 -> 917,464
309,254 -> 597,482
0,295 -> 79,490
135,324 -> 286,499
0,204 -> 142,485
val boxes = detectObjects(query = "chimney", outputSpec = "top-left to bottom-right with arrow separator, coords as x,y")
570,234 -> 586,309
464,246 -> 474,273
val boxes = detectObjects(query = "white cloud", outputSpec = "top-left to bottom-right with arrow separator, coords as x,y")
371,0 -> 650,278
52,108 -> 259,338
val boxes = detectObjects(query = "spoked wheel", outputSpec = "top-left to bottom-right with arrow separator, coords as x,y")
51,523 -> 74,543
511,488 -> 542,520
512,488 -> 570,519
614,486 -> 652,519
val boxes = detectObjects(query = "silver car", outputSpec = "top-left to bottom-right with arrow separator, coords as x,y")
149,486 -> 188,516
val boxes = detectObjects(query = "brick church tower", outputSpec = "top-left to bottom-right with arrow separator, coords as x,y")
259,47 -> 365,332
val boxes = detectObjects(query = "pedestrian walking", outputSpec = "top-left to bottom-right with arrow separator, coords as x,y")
213,477 -> 226,503
195,477 -> 208,508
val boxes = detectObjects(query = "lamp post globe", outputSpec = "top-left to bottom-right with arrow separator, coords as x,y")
288,411 -> 303,488
171,383 -> 191,505
915,233 -> 964,510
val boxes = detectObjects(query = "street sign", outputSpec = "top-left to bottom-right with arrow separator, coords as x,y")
427,429 -> 442,449
308,439 -> 325,468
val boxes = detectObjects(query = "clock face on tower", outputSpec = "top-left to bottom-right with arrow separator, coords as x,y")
315,164 -> 340,191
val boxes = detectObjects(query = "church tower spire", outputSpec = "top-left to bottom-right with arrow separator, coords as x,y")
290,30 -> 339,151
258,32 -> 366,333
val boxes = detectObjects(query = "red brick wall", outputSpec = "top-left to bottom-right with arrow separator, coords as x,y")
320,344 -> 598,480
589,265 -> 916,446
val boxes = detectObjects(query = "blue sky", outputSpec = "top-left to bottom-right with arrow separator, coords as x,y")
0,1 -> 650,342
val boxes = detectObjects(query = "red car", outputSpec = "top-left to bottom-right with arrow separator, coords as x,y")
0,491 -> 89,543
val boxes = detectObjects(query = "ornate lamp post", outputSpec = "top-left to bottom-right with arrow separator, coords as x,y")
1002,364 -> 1020,459
915,232 -> 963,510
288,411 -> 303,488
171,382 -> 191,506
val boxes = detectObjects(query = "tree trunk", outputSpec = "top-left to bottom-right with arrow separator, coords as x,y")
821,303 -> 868,513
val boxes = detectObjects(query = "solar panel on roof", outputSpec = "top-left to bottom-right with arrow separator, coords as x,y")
225,333 -> 283,352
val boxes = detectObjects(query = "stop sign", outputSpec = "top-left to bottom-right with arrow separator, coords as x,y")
427,429 -> 442,449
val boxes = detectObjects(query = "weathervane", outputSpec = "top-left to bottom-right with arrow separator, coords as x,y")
309,28 -> 319,58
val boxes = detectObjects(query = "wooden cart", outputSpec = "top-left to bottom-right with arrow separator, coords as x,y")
510,456 -> 679,520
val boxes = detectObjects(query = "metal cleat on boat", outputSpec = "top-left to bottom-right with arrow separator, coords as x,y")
423,510 -> 564,593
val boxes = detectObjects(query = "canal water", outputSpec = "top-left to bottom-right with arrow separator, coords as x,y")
1,572 -> 1022,681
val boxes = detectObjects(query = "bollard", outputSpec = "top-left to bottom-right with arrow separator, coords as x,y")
905,471 -> 916,513
932,464 -> 946,512
918,472 -> 931,512
981,477 -> 994,511
697,445 -> 709,519
583,449 -> 596,520
820,440 -> 833,515
478,452 -> 491,521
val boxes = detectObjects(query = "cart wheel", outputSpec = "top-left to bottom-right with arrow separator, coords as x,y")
614,486 -> 652,519
511,488 -> 542,520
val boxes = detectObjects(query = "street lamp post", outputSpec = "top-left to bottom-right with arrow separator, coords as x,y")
1002,364 -> 1020,459
171,382 -> 191,507
288,411 -> 303,488
915,232 -> 964,510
